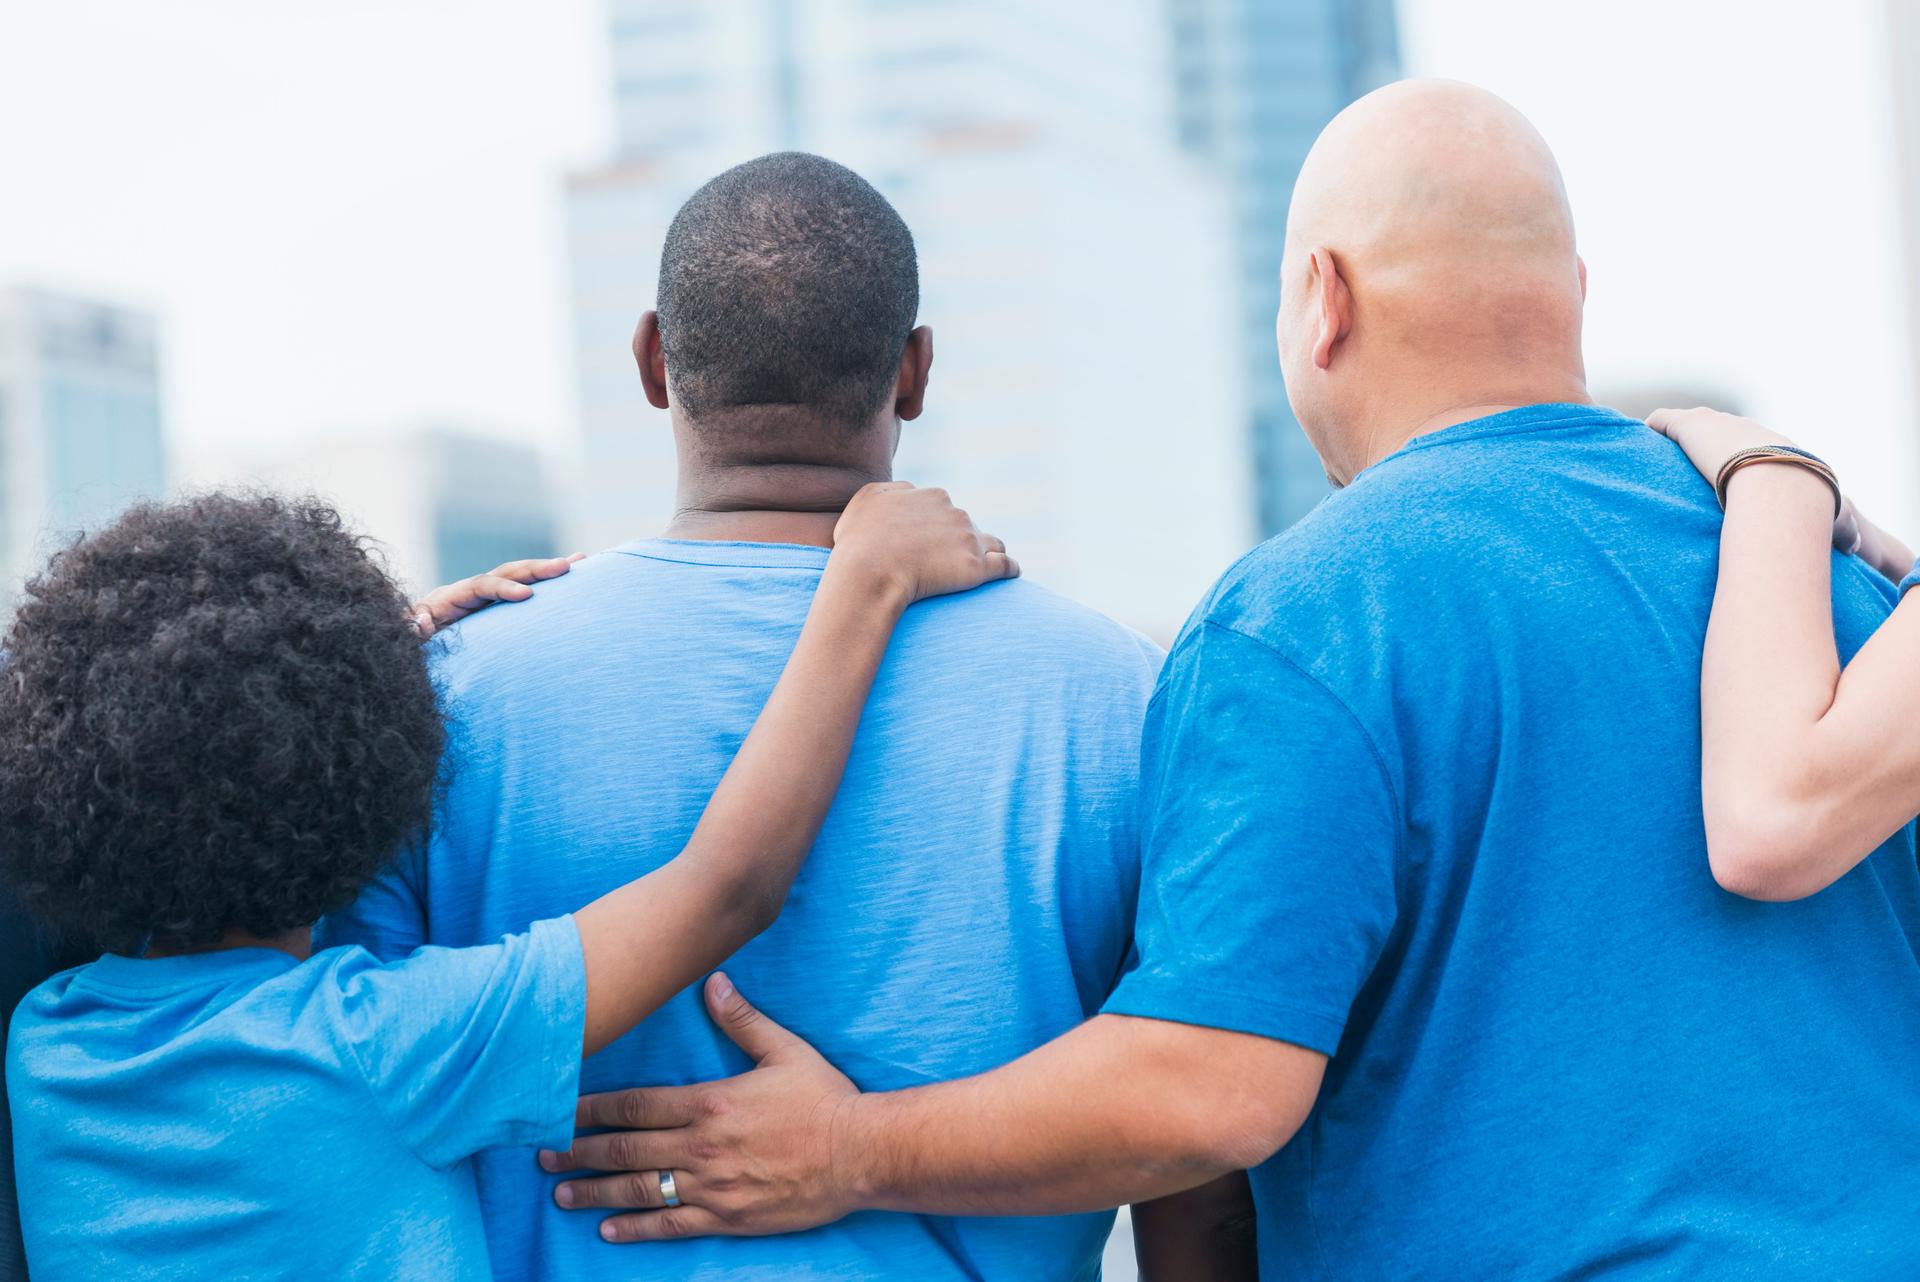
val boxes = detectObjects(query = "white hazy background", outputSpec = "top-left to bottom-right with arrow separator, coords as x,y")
3,5 -> 1913,1279
1,0 -> 1914,529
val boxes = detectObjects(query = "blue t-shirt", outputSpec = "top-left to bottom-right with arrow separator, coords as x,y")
1106,404 -> 1920,1280
7,918 -> 585,1281
321,539 -> 1161,1281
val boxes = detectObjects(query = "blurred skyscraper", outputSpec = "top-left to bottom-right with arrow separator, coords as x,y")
1167,0 -> 1400,535
261,427 -> 558,597
566,0 -> 1254,638
0,287 -> 166,605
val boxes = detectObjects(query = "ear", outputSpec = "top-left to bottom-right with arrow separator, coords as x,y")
634,311 -> 670,410
1576,255 -> 1588,304
894,326 -> 934,421
1309,248 -> 1353,373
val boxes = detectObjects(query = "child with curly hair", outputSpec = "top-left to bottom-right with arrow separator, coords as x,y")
1,483 -> 1012,1280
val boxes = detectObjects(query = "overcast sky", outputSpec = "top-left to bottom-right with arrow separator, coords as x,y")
3,0 -> 1915,522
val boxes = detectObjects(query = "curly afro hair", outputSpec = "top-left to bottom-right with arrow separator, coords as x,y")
0,492 -> 444,955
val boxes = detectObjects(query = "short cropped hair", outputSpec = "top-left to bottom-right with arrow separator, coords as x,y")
0,493 -> 443,954
656,151 -> 919,437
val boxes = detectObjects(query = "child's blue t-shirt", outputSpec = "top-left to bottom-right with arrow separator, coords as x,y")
6,916 -> 585,1281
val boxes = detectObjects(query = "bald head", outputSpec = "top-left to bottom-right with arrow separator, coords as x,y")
1277,80 -> 1590,482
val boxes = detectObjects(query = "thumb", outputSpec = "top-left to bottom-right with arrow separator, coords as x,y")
705,972 -> 805,1064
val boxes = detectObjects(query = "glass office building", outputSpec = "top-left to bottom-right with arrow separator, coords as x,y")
0,288 -> 167,606
566,0 -> 1254,639
1168,0 -> 1400,534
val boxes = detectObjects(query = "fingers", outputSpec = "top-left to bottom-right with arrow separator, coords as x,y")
542,1125 -> 691,1178
418,575 -> 533,629
1833,499 -> 1865,556
979,533 -> 1017,581
410,553 -> 581,637
1645,408 -> 1680,437
486,555 -> 580,583
704,972 -> 806,1064
596,1206 -> 732,1244
551,1167 -> 690,1212
569,1085 -> 704,1134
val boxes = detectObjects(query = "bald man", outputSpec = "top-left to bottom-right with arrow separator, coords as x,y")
536,83 -> 1920,1278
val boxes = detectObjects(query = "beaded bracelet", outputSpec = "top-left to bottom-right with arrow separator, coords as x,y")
1713,445 -> 1843,517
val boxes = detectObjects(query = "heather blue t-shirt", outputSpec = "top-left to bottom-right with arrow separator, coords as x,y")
321,540 -> 1161,1281
7,919 -> 585,1281
1106,404 -> 1920,1280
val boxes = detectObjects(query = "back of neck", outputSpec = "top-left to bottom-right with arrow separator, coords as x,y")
664,461 -> 891,547
1360,374 -> 1592,473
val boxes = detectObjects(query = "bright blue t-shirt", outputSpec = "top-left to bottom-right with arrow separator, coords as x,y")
321,539 -> 1162,1281
7,918 -> 585,1281
1105,404 -> 1920,1280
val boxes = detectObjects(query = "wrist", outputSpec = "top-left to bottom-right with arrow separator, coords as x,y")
1721,455 -> 1840,516
819,552 -> 914,617
829,1090 -> 892,1212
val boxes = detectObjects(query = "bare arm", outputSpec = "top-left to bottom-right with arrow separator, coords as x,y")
572,484 -> 1016,1055
1650,408 -> 1920,899
541,978 -> 1323,1240
1131,1173 -> 1259,1282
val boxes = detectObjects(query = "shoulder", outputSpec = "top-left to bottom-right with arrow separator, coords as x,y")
911,577 -> 1163,672
428,551 -> 638,672
1184,486 -> 1398,651
1165,460 -> 1479,712
6,965 -> 88,1048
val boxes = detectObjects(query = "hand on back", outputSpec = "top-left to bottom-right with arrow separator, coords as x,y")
411,554 -> 586,639
829,482 -> 1018,603
1647,406 -> 1869,559
1645,406 -> 1794,483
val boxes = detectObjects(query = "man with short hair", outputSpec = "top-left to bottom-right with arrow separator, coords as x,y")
321,152 -> 1166,1279
546,83 -> 1920,1278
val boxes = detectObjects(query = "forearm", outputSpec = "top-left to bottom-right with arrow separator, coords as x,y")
1704,467 -> 1920,896
1131,1173 -> 1259,1282
575,560 -> 908,1053
840,1015 -> 1319,1218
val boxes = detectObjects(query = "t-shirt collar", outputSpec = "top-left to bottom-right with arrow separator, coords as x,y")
82,946 -> 302,995
1363,402 -> 1634,478
609,538 -> 833,570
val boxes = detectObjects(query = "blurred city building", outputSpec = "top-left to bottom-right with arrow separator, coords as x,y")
260,427 -> 558,597
0,287 -> 166,607
1167,0 -> 1400,536
566,0 -> 1259,639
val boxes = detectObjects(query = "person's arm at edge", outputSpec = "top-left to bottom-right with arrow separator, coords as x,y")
1847,499 -> 1917,584
1650,408 -> 1920,899
1130,1172 -> 1259,1282
544,984 -> 1322,1239
572,484 -> 1015,1055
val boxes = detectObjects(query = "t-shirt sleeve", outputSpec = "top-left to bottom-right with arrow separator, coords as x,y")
1901,560 -> 1920,596
1102,621 -> 1401,1056
326,916 -> 587,1169
315,850 -> 429,962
